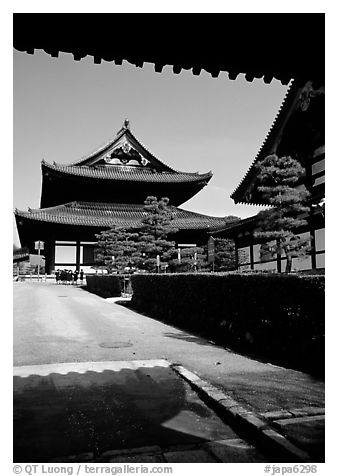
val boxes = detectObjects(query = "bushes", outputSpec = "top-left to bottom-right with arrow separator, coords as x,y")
86,275 -> 122,298
131,273 -> 325,375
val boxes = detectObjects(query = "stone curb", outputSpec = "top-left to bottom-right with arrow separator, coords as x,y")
171,364 -> 312,462
261,407 -> 325,421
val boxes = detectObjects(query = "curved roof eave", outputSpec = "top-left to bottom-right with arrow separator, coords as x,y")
230,80 -> 302,203
41,160 -> 213,184
14,201 -> 235,230
211,214 -> 259,235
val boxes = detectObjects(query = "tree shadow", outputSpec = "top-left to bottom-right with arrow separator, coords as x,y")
162,332 -> 217,347
120,301 -> 324,379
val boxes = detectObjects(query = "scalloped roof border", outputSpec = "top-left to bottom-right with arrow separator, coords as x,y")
230,80 -> 301,202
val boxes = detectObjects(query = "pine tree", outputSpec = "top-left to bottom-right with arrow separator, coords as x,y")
213,238 -> 238,271
95,227 -> 140,272
135,196 -> 179,272
95,196 -> 179,273
254,154 -> 311,273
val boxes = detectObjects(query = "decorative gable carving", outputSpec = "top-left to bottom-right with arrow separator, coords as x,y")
103,140 -> 149,167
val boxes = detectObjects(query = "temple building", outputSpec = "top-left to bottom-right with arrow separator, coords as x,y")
213,80 -> 325,273
15,120 -> 236,274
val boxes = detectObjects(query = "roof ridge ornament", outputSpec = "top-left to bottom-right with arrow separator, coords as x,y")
115,119 -> 131,138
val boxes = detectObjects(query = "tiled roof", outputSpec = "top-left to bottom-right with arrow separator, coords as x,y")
15,202 -> 235,231
212,214 -> 259,236
42,161 -> 212,184
71,126 -> 177,172
231,81 -> 301,204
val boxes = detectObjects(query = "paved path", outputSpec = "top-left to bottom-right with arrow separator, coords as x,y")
13,282 -> 324,462
14,282 -> 324,411
14,359 -> 269,463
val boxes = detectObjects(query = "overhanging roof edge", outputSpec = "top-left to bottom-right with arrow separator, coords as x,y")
230,80 -> 303,203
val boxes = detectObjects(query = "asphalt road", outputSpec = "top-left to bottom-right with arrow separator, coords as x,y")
14,281 -> 276,369
13,282 -> 271,462
13,282 -> 324,462
14,282 -> 324,405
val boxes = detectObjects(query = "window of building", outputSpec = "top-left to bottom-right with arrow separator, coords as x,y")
290,255 -> 312,271
253,241 -> 276,262
252,244 -> 261,262
238,246 -> 250,265
280,232 -> 311,257
313,175 -> 325,187
254,260 -> 277,271
316,253 -> 325,269
311,159 -> 325,175
315,228 -> 325,252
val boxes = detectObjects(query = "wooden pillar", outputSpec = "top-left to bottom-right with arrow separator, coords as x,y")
249,241 -> 254,270
45,240 -> 55,274
76,241 -> 81,271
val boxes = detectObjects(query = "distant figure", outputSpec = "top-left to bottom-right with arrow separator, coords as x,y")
67,270 -> 72,285
73,269 -> 78,285
55,269 -> 60,284
80,269 -> 84,285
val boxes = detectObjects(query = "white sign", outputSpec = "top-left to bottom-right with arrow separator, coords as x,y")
34,240 -> 44,250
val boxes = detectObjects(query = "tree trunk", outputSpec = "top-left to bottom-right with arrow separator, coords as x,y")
285,255 -> 292,273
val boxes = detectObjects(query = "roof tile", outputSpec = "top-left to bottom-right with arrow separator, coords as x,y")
42,161 -> 212,184
15,201 -> 234,231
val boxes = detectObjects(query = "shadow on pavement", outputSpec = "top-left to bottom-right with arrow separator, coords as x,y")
14,364 -> 236,462
217,370 -> 325,414
119,300 -> 324,379
162,332 -> 216,346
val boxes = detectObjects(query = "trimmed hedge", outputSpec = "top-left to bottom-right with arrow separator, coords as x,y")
86,275 -> 122,298
131,273 -> 325,375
